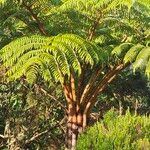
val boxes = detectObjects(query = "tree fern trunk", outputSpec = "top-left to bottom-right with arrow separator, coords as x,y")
66,111 -> 87,150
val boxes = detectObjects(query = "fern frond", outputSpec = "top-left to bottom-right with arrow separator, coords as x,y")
26,65 -> 39,84
132,47 -> 150,72
111,43 -> 133,57
1,33 -> 101,83
145,58 -> 150,79
7,57 -> 44,81
110,43 -> 150,78
123,44 -> 145,64
1,35 -> 52,63
56,34 -> 99,65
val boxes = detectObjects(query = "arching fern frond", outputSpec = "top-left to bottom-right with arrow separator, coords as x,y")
123,44 -> 145,63
145,58 -> 150,79
0,35 -> 52,63
0,34 -> 102,84
111,43 -> 133,57
132,47 -> 150,72
26,65 -> 39,84
111,42 -> 150,78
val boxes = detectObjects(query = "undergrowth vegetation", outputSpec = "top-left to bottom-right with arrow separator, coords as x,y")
77,109 -> 150,150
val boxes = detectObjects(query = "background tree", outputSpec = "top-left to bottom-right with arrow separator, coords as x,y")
0,0 -> 150,149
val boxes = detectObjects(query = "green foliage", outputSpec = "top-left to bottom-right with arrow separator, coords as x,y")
111,43 -> 133,56
0,34 -> 102,84
0,27 -> 149,85
77,109 -> 150,150
112,44 -> 150,77
0,0 -> 150,149
0,81 -> 65,149
123,44 -> 145,63
0,0 -> 149,84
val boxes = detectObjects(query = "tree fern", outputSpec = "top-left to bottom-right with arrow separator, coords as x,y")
0,1 -> 150,149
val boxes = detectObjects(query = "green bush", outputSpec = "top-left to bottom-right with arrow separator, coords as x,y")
77,109 -> 150,150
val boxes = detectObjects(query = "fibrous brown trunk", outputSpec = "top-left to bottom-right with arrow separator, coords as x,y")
64,64 -> 127,149
66,107 -> 87,150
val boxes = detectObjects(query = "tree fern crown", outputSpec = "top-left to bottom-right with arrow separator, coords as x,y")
0,34 -> 102,84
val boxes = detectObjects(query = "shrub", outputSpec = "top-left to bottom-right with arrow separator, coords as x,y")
77,109 -> 150,150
